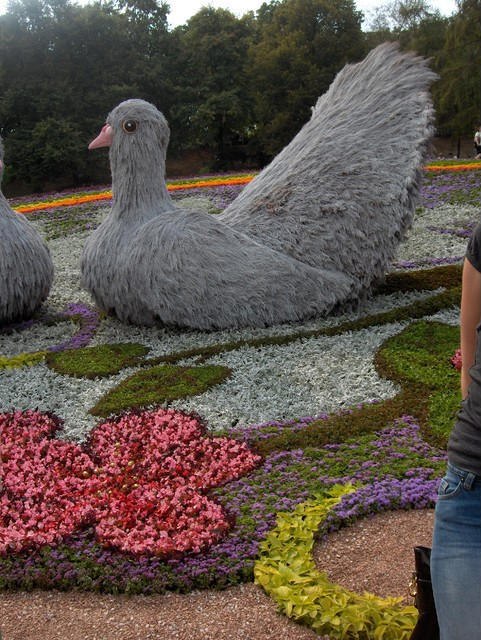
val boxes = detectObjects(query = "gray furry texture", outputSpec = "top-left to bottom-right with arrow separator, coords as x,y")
81,43 -> 436,330
0,138 -> 54,325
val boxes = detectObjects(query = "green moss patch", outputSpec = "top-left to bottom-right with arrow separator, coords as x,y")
376,321 -> 461,444
89,364 -> 231,417
377,264 -> 462,294
46,343 -> 149,378
377,321 -> 459,389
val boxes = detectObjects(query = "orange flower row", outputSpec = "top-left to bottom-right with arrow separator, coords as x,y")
13,174 -> 257,214
16,192 -> 113,214
425,163 -> 481,172
14,163 -> 481,214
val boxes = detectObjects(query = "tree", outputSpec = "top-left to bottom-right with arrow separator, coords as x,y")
364,0 -> 449,53
0,0 -> 145,190
435,0 -> 481,136
366,0 -> 433,32
246,0 -> 366,159
6,117 -> 85,190
171,7 -> 255,168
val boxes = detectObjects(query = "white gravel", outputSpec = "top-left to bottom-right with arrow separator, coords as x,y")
47,231 -> 93,308
170,323 -> 403,430
396,203 -> 479,263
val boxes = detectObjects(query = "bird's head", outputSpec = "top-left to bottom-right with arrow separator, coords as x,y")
89,99 -> 170,174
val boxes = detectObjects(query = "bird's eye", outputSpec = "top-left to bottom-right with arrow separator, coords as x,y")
122,120 -> 138,134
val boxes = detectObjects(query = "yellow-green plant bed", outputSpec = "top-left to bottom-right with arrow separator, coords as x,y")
0,350 -> 46,370
254,485 -> 418,639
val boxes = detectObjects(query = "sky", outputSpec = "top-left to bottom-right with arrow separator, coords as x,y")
0,0 -> 460,24
167,0 -> 458,27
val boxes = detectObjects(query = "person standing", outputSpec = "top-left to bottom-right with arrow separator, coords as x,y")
474,124 -> 481,158
431,224 -> 481,639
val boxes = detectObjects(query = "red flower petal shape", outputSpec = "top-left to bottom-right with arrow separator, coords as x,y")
93,483 -> 229,555
87,409 -> 261,490
1,412 -> 97,553
0,408 -> 261,556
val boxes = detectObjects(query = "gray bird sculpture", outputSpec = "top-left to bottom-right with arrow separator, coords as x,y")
0,139 -> 54,325
81,43 -> 436,330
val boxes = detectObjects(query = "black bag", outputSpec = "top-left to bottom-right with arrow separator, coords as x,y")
408,546 -> 440,640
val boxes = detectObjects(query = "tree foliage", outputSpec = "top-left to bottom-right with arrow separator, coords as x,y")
248,0 -> 365,157
169,7 -> 255,167
0,0 -> 478,193
434,0 -> 481,135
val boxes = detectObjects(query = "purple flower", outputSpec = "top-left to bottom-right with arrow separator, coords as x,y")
48,303 -> 100,352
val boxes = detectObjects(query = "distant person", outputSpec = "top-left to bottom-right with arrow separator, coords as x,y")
474,124 -> 481,158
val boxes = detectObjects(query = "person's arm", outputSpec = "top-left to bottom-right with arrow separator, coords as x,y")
460,257 -> 481,397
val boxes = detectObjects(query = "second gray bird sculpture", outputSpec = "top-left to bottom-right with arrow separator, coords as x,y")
0,139 -> 54,325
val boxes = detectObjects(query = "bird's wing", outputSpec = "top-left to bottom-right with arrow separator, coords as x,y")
124,209 -> 354,330
219,42 -> 437,289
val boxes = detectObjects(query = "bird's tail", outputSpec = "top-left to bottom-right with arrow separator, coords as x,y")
220,43 -> 437,295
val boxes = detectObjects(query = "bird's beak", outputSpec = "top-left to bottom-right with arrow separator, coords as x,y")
89,124 -> 113,150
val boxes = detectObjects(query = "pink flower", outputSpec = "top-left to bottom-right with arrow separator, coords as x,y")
0,409 -> 261,556
451,348 -> 462,371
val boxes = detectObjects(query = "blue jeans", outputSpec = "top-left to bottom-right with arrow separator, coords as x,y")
431,463 -> 481,640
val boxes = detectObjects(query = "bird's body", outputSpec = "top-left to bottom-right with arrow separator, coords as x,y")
85,204 -> 353,328
0,140 -> 54,325
82,43 -> 436,330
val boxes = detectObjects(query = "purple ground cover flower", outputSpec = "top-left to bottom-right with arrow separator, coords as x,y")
227,413 -> 329,442
420,169 -> 481,209
48,303 -> 100,352
426,221 -> 476,238
322,475 -> 439,537
0,303 -> 100,355
227,401 -> 381,443
392,255 -> 464,269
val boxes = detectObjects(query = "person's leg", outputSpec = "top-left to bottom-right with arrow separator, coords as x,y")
431,464 -> 481,640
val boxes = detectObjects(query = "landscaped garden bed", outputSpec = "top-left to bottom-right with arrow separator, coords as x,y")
1,162 -> 480,638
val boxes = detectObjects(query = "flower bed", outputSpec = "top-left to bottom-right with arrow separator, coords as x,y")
255,485 -> 420,640
1,408 -> 260,556
1,162 -> 481,633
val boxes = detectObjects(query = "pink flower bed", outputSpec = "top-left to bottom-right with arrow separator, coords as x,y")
0,408 -> 261,556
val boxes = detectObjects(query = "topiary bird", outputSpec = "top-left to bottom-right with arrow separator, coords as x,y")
81,43 -> 436,330
0,138 -> 54,325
